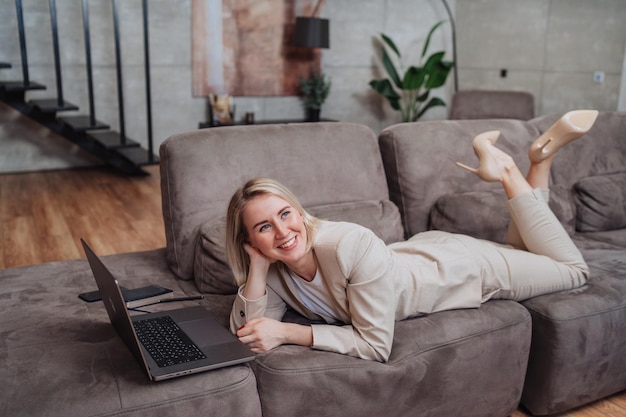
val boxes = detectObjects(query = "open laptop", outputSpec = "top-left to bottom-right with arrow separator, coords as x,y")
81,238 -> 255,381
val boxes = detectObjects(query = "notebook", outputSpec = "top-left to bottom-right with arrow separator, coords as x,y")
81,238 -> 255,381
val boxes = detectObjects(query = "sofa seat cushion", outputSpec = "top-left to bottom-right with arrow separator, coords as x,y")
252,301 -> 531,417
194,200 -> 404,295
429,185 -> 575,243
520,249 -> 626,415
0,251 -> 261,417
574,172 -> 626,232
2,340 -> 259,417
574,229 -> 626,250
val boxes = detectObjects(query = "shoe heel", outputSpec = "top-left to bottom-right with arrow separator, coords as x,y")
455,161 -> 478,175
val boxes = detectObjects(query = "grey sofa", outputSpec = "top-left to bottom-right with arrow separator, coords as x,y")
1,114 -> 624,417
449,89 -> 535,120
379,111 -> 626,415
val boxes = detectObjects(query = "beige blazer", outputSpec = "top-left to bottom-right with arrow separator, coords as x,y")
230,221 -> 484,362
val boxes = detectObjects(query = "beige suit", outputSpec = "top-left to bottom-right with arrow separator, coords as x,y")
230,189 -> 588,362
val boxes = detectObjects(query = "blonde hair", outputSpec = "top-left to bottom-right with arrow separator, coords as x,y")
225,178 -> 319,286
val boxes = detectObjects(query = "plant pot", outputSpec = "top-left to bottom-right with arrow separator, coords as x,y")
306,108 -> 321,122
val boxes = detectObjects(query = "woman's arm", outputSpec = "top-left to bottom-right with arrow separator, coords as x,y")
236,318 -> 312,353
242,243 -> 271,300
229,243 -> 286,332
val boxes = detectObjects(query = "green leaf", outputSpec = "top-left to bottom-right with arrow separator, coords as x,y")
299,72 -> 331,109
369,23 -> 453,122
421,52 -> 451,89
402,66 -> 425,90
381,33 -> 401,58
425,66 -> 451,89
421,20 -> 445,59
382,47 -> 402,88
369,79 -> 401,110
416,90 -> 430,102
414,97 -> 446,121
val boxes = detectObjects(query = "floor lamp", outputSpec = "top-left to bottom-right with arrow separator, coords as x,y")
441,0 -> 458,92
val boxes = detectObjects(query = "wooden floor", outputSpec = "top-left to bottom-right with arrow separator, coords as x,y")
0,165 -> 165,269
0,165 -> 625,416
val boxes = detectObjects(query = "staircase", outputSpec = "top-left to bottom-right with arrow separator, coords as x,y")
0,0 -> 158,176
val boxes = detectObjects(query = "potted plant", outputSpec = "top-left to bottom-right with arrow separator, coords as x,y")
299,70 -> 331,122
369,21 -> 454,122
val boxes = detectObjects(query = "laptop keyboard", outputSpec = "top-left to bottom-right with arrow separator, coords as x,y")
134,316 -> 207,368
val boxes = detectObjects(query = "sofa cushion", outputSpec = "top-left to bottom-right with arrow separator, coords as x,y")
307,200 -> 404,244
379,119 -> 540,237
449,90 -> 535,120
194,200 -> 405,295
574,172 -> 626,232
194,217 -> 233,294
252,300 -> 531,417
429,186 -> 575,243
0,252 -> 262,417
575,229 -> 626,249
520,251 -> 626,415
429,189 -> 509,243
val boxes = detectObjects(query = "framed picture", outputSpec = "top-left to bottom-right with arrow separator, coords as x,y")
192,0 -> 321,97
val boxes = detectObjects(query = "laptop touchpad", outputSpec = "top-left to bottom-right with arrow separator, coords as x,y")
179,319 -> 236,347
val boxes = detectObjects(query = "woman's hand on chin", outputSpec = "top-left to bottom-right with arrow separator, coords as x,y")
244,243 -> 274,268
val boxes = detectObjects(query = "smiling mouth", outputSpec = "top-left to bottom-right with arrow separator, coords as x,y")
278,236 -> 296,249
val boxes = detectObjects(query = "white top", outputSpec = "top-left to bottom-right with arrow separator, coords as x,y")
288,269 -> 340,323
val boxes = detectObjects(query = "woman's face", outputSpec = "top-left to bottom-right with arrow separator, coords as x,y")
242,193 -> 308,265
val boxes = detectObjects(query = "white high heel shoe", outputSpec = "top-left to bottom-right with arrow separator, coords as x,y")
528,110 -> 598,162
455,130 -> 504,182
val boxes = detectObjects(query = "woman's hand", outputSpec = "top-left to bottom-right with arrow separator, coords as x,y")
236,317 -> 312,353
241,243 -> 273,300
243,242 -> 273,269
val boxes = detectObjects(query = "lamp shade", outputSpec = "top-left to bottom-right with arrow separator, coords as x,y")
293,17 -> 329,48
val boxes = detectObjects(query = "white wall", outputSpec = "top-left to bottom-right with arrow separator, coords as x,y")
1,0 -> 624,154
455,0 -> 626,116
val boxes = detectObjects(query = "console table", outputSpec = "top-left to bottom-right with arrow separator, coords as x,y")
198,118 -> 336,129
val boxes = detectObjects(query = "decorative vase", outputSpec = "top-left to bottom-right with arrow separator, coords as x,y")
307,108 -> 321,122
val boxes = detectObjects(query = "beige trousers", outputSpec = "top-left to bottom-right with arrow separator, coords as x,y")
476,189 -> 589,302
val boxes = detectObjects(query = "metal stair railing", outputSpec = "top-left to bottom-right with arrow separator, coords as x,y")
86,0 -> 141,150
0,0 -> 159,175
0,0 -> 45,93
30,0 -> 79,113
58,0 -> 109,132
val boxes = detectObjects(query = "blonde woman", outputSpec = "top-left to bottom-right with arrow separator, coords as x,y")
226,110 -> 596,362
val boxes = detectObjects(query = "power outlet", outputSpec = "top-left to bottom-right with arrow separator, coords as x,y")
593,71 -> 605,83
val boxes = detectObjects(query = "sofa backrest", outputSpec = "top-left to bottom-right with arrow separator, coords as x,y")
379,111 -> 625,240
449,90 -> 535,120
160,122 -> 402,280
379,118 -> 541,238
532,112 -> 626,233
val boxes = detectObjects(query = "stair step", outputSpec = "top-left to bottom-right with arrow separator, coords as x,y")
87,130 -> 140,149
30,98 -> 79,113
58,115 -> 109,132
0,82 -> 155,176
116,146 -> 159,166
0,63 -> 11,69
0,81 -> 46,92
